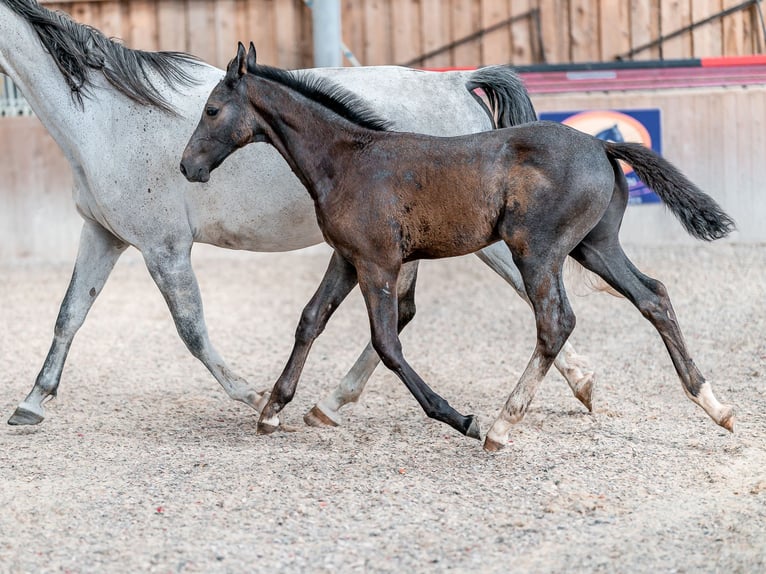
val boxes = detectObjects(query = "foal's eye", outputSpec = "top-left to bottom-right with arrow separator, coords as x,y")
205,107 -> 219,117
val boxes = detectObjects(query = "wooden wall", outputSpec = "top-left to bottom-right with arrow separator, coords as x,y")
38,0 -> 766,69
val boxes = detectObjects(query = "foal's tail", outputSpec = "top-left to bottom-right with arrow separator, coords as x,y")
466,66 -> 537,128
604,142 -> 735,241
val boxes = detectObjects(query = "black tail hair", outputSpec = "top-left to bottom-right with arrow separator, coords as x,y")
605,142 -> 735,241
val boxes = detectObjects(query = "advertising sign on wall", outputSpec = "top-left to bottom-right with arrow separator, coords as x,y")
538,109 -> 662,204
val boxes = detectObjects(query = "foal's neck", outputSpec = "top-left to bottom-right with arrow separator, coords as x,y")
248,77 -> 375,204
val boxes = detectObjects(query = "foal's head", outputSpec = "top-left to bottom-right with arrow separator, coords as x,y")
180,42 -> 259,183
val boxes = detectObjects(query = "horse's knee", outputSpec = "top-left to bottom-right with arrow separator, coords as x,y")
538,307 -> 576,360
295,307 -> 323,345
371,334 -> 404,372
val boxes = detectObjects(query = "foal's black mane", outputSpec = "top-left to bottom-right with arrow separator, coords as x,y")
247,62 -> 393,132
3,0 -> 201,112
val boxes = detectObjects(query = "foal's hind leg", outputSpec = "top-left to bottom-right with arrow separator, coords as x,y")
355,262 -> 480,439
475,242 -> 595,410
304,261 -> 419,427
142,241 -> 268,413
9,221 -> 127,425
571,237 -> 734,432
484,254 -> 577,451
258,251 -> 360,432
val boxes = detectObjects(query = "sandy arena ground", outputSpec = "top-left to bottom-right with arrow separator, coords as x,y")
1,242 -> 765,573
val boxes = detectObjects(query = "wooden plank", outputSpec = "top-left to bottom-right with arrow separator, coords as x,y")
127,0 -> 158,51
599,0 -> 630,61
391,0 -> 422,65
510,0 -> 534,65
538,0 -> 571,63
480,0 -> 511,65
156,0 -> 187,53
98,0 -> 126,41
128,0 -> 158,51
69,2 -> 97,27
246,0 -> 277,66
722,0 -> 745,56
659,0 -> 693,58
630,0 -> 661,60
451,0 -> 480,66
691,0 -> 723,57
419,0 -> 451,67
213,0 -> 238,67
364,0 -> 392,65
186,0 -> 216,62
274,0 -> 300,68
341,0 -> 365,65
569,0 -> 599,62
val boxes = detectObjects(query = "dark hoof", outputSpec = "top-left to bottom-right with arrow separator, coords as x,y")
303,405 -> 338,428
8,406 -> 44,426
256,421 -> 280,435
483,435 -> 505,452
465,415 -> 481,440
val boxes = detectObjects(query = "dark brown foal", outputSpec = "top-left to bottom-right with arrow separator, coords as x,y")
181,43 -> 735,450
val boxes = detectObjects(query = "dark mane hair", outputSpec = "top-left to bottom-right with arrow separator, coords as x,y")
247,62 -> 393,132
3,0 -> 202,113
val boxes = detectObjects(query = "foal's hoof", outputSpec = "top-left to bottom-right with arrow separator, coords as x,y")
718,406 -> 735,433
575,373 -> 595,412
303,405 -> 339,428
8,405 -> 45,426
483,435 -> 505,452
256,421 -> 280,435
465,415 -> 481,440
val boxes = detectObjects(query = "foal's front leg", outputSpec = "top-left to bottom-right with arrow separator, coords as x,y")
304,261 -> 420,427
356,262 -> 481,440
257,252 -> 359,432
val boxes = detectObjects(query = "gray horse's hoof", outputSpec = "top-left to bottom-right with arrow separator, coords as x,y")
575,373 -> 596,412
303,405 -> 339,428
465,415 -> 481,440
8,405 -> 45,426
256,421 -> 280,435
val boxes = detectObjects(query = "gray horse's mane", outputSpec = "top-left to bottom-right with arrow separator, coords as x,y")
3,0 -> 202,113
247,62 -> 393,132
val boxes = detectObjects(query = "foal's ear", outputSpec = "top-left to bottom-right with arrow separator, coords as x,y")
246,42 -> 257,73
224,42 -> 248,85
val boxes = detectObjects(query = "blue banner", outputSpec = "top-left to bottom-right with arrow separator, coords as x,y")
539,109 -> 662,204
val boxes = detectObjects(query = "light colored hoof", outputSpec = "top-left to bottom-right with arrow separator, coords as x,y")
483,435 -> 505,452
303,405 -> 339,428
256,421 -> 280,435
575,373 -> 595,412
465,416 -> 481,440
718,406 -> 735,433
8,404 -> 45,426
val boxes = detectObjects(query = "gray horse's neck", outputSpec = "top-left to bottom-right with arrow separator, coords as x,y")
0,6 -> 93,164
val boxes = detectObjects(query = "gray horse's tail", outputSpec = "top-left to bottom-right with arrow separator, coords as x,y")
465,66 -> 537,128
605,142 -> 735,241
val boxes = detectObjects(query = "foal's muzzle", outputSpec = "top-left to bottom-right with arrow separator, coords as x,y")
179,161 -> 210,183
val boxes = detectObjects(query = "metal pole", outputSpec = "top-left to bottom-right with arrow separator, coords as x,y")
311,0 -> 342,67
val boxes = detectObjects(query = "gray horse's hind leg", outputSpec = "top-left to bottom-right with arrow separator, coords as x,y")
142,242 -> 267,412
9,221 -> 127,425
304,261 -> 419,427
474,242 -> 595,410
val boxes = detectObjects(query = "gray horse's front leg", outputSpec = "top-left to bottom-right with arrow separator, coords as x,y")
9,221 -> 127,425
142,242 -> 268,412
474,242 -> 595,410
